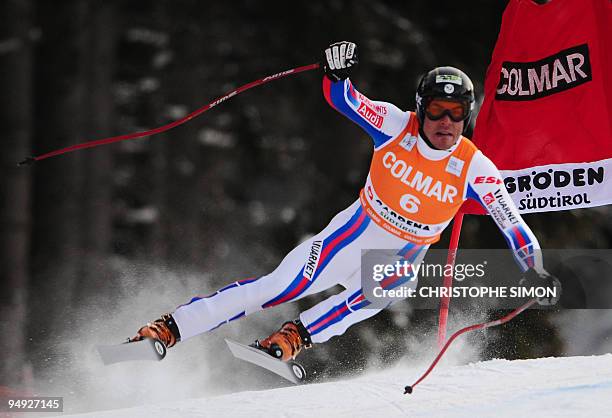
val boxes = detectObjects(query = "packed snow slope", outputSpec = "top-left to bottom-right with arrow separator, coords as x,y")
66,354 -> 612,418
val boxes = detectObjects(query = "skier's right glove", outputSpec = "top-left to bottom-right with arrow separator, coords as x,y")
323,41 -> 358,82
132,313 -> 181,348
519,268 -> 562,306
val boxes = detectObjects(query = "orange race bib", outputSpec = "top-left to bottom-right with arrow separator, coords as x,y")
360,112 -> 478,244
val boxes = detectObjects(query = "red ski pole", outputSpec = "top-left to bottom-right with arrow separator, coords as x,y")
404,298 -> 537,394
437,211 -> 464,350
19,63 -> 320,165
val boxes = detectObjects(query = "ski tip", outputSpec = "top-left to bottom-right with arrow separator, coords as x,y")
404,385 -> 413,394
225,338 -> 251,349
96,337 -> 167,365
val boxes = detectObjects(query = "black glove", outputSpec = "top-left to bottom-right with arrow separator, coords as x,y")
519,268 -> 562,306
323,41 -> 358,82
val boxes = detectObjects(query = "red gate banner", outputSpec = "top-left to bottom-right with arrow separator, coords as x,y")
470,0 -> 612,214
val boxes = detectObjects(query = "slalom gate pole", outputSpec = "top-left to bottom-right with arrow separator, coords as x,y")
19,63 -> 320,166
437,211 -> 464,350
405,298 -> 537,394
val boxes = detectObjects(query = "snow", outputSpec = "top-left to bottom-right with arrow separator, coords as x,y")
63,354 -> 612,418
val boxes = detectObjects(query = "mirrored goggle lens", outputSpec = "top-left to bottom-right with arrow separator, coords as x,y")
425,99 -> 469,122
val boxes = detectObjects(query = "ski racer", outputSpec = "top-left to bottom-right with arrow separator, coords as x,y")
133,41 -> 560,361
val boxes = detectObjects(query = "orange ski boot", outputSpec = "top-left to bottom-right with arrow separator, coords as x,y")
257,320 -> 312,361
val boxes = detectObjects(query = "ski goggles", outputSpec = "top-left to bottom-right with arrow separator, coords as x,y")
424,98 -> 470,122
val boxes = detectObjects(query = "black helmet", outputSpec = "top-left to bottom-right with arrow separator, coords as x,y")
415,66 -> 475,133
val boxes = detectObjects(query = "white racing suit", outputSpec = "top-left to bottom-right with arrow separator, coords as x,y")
172,77 -> 544,344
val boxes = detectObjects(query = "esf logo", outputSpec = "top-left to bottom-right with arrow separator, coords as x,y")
496,44 -> 592,101
473,176 -> 502,185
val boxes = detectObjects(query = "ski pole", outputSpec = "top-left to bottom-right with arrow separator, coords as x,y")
19,63 -> 320,166
404,298 -> 537,394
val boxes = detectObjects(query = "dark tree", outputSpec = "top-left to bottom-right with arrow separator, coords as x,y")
30,0 -> 89,363
0,0 -> 33,388
76,2 -> 117,297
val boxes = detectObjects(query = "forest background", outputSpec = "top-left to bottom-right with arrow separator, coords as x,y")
2,0 -> 610,412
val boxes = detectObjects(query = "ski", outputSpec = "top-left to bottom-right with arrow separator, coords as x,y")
96,338 -> 167,365
225,339 -> 307,384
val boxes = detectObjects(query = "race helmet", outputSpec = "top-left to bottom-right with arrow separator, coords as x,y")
415,66 -> 475,133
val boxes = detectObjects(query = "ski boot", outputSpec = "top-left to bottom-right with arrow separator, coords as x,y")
254,320 -> 312,361
132,313 -> 181,348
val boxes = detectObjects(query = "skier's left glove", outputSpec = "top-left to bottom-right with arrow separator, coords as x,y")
323,41 -> 358,82
519,268 -> 562,306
